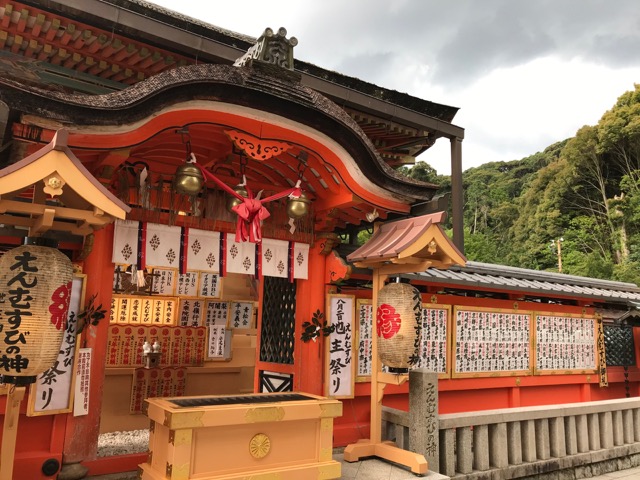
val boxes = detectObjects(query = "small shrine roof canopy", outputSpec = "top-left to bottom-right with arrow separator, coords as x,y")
0,129 -> 130,236
347,212 -> 466,271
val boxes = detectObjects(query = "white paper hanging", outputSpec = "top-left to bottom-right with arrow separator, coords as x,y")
225,233 -> 257,275
261,238 -> 289,278
187,229 -> 220,272
112,220 -> 140,265
145,223 -> 181,268
293,242 -> 309,279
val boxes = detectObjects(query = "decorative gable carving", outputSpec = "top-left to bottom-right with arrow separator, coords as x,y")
234,27 -> 298,70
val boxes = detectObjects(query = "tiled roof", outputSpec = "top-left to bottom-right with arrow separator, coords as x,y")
405,261 -> 640,304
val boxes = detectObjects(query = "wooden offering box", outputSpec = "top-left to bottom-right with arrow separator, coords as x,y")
139,392 -> 342,480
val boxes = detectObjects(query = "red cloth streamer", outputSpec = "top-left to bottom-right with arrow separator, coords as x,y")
195,164 -> 301,243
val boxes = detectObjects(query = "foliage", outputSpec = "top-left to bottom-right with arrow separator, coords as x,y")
445,83 -> 640,285
76,293 -> 107,335
301,309 -> 334,343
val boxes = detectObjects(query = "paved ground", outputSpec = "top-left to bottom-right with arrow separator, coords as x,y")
86,459 -> 640,479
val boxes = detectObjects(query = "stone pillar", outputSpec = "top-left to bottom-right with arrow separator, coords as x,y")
489,423 -> 508,468
473,424 -> 489,471
564,416 -> 578,455
439,428 -> 456,476
456,426 -> 473,474
521,420 -> 537,462
549,417 -> 566,458
633,408 -> 640,441
535,418 -> 550,460
576,414 -> 589,453
588,413 -> 601,451
507,421 -> 522,465
612,410 -> 624,446
409,369 -> 439,472
599,411 -> 613,449
623,409 -> 634,444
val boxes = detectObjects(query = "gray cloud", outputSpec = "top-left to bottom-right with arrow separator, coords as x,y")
289,0 -> 640,91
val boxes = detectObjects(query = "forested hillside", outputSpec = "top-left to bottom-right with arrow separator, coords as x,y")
405,84 -> 640,284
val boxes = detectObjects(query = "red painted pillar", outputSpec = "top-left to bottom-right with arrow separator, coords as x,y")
509,386 -> 521,408
294,244 -> 327,395
60,226 -> 114,477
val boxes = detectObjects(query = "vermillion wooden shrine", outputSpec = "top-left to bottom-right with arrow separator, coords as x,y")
0,1 -> 638,479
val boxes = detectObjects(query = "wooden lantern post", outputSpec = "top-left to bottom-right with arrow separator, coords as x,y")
1,385 -> 25,480
344,212 -> 466,474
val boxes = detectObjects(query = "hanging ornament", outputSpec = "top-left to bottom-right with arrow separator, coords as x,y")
173,159 -> 204,196
226,184 -> 249,214
192,161 -> 301,243
286,192 -> 311,219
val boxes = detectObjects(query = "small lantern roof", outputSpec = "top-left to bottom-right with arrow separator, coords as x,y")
0,129 -> 130,236
347,212 -> 466,272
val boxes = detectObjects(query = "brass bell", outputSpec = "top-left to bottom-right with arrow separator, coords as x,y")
226,185 -> 248,213
286,192 -> 311,219
173,162 -> 204,195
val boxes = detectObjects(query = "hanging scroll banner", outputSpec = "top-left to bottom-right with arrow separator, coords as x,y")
27,274 -> 86,416
356,299 -> 373,381
597,315 -> 608,387
325,294 -> 355,399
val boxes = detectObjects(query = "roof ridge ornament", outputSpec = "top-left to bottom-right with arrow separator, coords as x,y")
234,27 -> 298,70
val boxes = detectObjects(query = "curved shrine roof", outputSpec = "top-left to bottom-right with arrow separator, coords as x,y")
0,62 -> 439,203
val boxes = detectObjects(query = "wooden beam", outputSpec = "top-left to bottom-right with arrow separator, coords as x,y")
0,215 -> 93,236
29,207 -> 55,235
0,200 -> 113,226
313,191 -> 362,214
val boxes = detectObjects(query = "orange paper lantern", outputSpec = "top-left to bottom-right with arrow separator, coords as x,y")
0,238 -> 73,385
376,282 -> 422,373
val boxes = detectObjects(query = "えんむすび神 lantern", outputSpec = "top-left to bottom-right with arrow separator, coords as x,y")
0,238 -> 73,385
376,282 -> 422,373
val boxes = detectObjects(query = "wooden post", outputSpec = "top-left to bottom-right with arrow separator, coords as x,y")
369,269 -> 386,444
450,136 -> 464,254
343,266 -> 428,474
0,386 -> 26,480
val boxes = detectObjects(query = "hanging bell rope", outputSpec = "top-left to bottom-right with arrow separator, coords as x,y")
191,155 -> 301,243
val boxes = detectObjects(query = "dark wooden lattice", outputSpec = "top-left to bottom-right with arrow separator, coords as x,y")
260,276 -> 296,364
604,325 -> 636,367
259,371 -> 294,393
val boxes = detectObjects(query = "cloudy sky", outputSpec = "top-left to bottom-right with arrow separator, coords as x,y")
150,0 -> 640,175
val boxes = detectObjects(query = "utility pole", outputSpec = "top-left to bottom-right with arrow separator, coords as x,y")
550,238 -> 564,273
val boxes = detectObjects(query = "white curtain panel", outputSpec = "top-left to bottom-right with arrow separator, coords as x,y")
187,229 -> 220,273
145,223 -> 181,268
261,238 -> 289,278
293,242 -> 309,279
112,219 -> 140,265
225,233 -> 257,275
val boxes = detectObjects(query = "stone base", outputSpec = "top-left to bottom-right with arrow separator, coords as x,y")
453,446 -> 640,479
57,462 -> 89,480
520,452 -> 640,480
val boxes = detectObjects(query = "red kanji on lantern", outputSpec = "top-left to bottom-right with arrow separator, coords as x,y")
49,281 -> 72,330
377,304 -> 401,339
